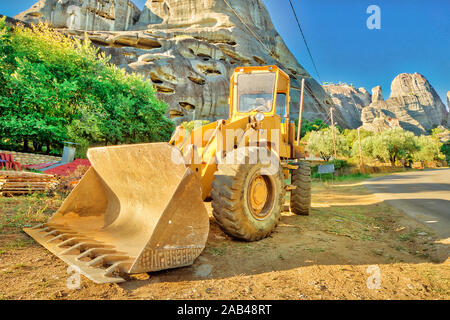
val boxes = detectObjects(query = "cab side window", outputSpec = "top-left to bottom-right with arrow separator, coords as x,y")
276,93 -> 287,117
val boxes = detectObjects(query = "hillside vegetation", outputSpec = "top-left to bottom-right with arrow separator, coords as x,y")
305,124 -> 449,166
0,18 -> 173,157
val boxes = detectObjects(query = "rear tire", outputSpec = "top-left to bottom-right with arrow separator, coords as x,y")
211,147 -> 285,241
290,161 -> 311,215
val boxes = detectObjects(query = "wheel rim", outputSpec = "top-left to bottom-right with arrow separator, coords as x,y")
247,173 -> 275,220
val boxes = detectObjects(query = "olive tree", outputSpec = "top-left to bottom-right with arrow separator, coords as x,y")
307,128 -> 348,161
413,135 -> 443,162
358,128 -> 420,165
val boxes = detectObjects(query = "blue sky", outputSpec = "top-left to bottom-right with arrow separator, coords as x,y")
2,0 -> 449,107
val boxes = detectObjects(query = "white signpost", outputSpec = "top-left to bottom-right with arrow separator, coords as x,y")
318,164 -> 335,182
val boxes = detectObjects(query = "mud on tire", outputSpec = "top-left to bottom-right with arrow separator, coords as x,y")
290,161 -> 311,215
211,147 -> 285,241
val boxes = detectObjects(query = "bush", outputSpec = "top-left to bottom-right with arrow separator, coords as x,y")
329,159 -> 349,170
0,19 -> 174,156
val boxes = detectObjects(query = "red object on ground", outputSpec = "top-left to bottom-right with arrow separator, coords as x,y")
0,153 -> 22,171
43,159 -> 91,176
23,162 -> 59,170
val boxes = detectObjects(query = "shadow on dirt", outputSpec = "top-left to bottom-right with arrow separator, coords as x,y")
366,183 -> 450,194
119,207 -> 449,291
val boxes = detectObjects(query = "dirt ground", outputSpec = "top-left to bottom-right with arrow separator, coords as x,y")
0,179 -> 448,300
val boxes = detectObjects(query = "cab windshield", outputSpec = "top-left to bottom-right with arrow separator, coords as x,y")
237,72 -> 276,113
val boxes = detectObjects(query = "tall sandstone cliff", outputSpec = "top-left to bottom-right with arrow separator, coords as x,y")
324,74 -> 448,134
447,91 -> 450,126
362,73 -> 448,134
323,84 -> 371,128
16,0 -> 343,126
15,0 -> 141,31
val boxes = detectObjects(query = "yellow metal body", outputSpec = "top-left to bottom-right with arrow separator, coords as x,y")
170,65 -> 304,199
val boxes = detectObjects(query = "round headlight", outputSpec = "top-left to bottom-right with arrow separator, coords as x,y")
255,112 -> 265,122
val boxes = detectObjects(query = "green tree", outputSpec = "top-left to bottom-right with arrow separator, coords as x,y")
356,135 -> 390,162
307,127 -> 348,161
358,128 -> 419,165
0,19 -> 173,156
413,135 -> 443,162
441,141 -> 450,163
342,128 -> 374,151
382,128 -> 419,165
295,118 -> 329,139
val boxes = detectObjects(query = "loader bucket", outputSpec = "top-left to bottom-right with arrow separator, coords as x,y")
24,143 -> 209,284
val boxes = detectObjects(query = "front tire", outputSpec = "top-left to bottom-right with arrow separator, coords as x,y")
290,161 -> 311,215
211,147 -> 285,241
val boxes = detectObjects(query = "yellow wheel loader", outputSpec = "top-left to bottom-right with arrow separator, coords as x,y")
24,65 -> 311,283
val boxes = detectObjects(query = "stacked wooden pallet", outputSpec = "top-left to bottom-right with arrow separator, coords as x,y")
0,171 -> 59,196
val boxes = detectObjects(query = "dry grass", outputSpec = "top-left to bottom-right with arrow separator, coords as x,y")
0,193 -> 64,236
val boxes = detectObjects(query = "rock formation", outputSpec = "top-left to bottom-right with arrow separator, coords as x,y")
16,0 -> 343,126
15,0 -> 141,31
323,84 -> 371,128
14,1 -> 448,134
360,73 -> 448,135
371,86 -> 383,103
447,91 -> 450,127
361,105 -> 402,133
323,75 -> 448,134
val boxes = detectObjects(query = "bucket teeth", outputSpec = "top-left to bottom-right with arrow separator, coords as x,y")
23,226 -> 129,283
47,233 -> 78,243
104,261 -> 133,277
56,237 -> 89,248
76,248 -> 121,260
87,254 -> 111,267
59,243 -> 85,256
59,242 -> 103,255
87,254 -> 131,268
42,230 -> 60,237
37,226 -> 52,233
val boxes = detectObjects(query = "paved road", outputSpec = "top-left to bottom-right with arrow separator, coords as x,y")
363,169 -> 450,239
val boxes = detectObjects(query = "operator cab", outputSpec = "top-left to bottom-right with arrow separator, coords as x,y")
229,65 -> 290,120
